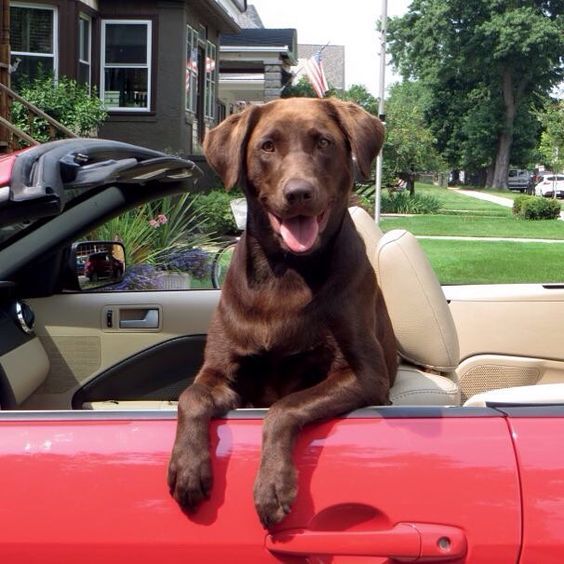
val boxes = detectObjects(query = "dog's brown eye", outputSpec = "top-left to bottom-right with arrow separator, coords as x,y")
262,141 -> 275,152
318,138 -> 331,149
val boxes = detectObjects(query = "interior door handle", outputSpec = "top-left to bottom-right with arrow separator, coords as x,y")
119,308 -> 159,329
266,522 -> 467,561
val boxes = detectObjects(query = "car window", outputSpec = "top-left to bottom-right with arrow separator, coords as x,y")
76,192 -> 219,291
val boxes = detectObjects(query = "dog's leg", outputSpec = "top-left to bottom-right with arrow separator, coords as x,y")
254,358 -> 389,527
168,366 -> 240,512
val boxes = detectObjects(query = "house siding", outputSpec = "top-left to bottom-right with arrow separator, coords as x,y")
9,0 -> 239,156
98,1 -> 188,154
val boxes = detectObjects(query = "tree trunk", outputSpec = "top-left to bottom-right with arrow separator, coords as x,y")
492,129 -> 513,189
485,164 -> 495,188
490,68 -> 526,190
407,175 -> 415,196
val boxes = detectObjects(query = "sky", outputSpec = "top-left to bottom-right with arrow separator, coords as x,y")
248,0 -> 411,95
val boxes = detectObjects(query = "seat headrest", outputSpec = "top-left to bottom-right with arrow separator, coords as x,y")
348,206 -> 383,272
375,229 -> 460,372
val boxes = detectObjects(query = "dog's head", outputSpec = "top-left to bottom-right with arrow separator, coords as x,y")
204,98 -> 384,255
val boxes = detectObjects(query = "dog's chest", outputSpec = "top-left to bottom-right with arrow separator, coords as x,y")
225,271 -> 323,355
234,344 -> 336,407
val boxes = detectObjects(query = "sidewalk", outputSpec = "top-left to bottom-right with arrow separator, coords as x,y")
454,188 -> 513,208
451,187 -> 564,220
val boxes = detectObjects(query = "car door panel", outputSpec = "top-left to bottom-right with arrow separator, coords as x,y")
24,290 -> 219,409
445,284 -> 564,401
0,408 -> 521,562
503,409 -> 564,563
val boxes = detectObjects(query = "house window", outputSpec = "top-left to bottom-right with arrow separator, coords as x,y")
185,25 -> 199,113
10,3 -> 58,89
101,20 -> 152,111
204,41 -> 216,119
78,15 -> 92,90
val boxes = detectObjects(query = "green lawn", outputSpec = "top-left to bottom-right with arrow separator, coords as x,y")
380,214 -> 564,239
416,185 -> 512,215
418,239 -> 564,285
380,183 -> 564,284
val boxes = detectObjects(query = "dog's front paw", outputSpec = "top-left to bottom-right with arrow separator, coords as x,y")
253,461 -> 297,528
168,447 -> 212,512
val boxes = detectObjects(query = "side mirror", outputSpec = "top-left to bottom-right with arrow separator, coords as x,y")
71,241 -> 126,291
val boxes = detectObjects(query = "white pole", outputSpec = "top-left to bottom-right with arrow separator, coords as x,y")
374,0 -> 388,224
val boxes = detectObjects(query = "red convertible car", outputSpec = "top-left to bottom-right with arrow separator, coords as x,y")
0,140 -> 563,563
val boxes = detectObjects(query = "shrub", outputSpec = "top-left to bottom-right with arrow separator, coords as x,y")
191,190 -> 242,236
159,248 -> 212,280
11,75 -> 107,142
381,191 -> 442,214
90,192 -> 214,266
513,196 -> 561,220
512,195 -> 530,216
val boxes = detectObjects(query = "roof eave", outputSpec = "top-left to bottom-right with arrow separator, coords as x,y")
220,45 -> 297,65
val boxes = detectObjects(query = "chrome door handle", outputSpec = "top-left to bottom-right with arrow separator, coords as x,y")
119,308 -> 159,329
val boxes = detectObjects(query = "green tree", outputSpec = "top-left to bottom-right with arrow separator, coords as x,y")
281,76 -> 317,98
384,81 -> 446,194
537,99 -> 564,173
332,84 -> 379,115
387,0 -> 563,189
282,78 -> 378,117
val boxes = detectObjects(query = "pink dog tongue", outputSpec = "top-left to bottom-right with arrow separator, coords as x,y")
280,215 -> 319,253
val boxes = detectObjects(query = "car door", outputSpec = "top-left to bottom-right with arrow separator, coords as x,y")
23,289 -> 219,409
0,139 -> 217,410
503,406 -> 564,564
0,407 -> 521,563
445,284 -> 564,404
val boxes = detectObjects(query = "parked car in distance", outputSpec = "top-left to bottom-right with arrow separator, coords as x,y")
535,174 -> 564,198
85,250 -> 124,282
507,168 -> 533,192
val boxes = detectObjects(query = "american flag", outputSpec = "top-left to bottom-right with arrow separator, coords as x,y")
304,50 -> 329,98
186,49 -> 198,92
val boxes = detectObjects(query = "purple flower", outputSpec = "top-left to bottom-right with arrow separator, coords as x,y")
111,264 -> 166,291
159,248 -> 212,279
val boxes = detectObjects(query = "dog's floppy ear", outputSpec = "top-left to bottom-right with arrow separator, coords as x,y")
327,99 -> 385,180
203,105 -> 260,190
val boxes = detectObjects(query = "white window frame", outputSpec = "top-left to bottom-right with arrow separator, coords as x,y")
185,24 -> 199,113
204,41 -> 217,120
78,14 -> 92,91
10,2 -> 59,80
100,19 -> 152,113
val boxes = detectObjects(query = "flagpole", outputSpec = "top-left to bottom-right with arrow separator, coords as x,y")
374,0 -> 388,224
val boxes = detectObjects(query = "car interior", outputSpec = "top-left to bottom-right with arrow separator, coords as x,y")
1,144 -> 564,413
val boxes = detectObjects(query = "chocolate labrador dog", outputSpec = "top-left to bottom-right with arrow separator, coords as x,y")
168,97 -> 397,527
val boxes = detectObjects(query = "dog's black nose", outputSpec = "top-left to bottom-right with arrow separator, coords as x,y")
283,179 -> 314,206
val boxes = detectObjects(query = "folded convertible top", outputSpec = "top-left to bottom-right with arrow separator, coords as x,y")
0,139 -> 202,224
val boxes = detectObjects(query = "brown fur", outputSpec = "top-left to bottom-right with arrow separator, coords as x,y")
168,98 -> 397,527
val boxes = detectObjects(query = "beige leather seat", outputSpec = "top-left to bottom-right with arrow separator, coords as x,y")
349,207 -> 460,406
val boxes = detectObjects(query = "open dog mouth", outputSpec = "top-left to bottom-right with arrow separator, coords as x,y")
268,209 -> 330,254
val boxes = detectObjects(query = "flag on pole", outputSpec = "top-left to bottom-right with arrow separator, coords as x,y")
304,50 -> 329,98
